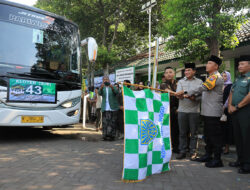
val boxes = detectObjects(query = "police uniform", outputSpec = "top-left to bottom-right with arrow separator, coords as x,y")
186,55 -> 224,167
231,56 -> 250,173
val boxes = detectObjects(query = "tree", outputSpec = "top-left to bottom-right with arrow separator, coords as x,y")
160,0 -> 249,61
35,0 -> 164,78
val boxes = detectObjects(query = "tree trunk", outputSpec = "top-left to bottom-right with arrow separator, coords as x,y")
108,19 -> 119,52
208,1 -> 221,57
102,20 -> 108,47
209,38 -> 220,57
104,63 -> 109,76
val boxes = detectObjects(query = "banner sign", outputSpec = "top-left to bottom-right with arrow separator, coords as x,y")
94,73 -> 115,88
8,78 -> 56,103
115,67 -> 134,84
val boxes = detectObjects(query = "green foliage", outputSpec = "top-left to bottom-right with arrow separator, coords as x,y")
95,46 -> 120,70
35,0 -> 164,72
160,0 -> 249,62
219,63 -> 226,73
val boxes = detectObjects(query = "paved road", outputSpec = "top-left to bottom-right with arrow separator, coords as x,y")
0,125 -> 249,190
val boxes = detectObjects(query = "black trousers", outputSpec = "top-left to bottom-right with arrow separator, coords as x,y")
171,111 -> 179,152
178,112 -> 199,154
95,108 -> 102,129
117,110 -> 124,134
203,116 -> 223,160
232,105 -> 250,169
102,111 -> 118,139
221,114 -> 234,145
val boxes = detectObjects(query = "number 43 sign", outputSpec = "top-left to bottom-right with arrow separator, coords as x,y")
25,85 -> 42,95
8,78 -> 56,103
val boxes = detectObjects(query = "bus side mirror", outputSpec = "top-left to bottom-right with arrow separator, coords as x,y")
81,37 -> 98,62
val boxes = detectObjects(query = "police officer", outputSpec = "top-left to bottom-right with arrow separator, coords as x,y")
176,55 -> 224,168
228,55 -> 250,174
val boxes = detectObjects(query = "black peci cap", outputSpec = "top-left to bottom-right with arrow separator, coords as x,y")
184,63 -> 196,69
208,55 -> 222,66
238,55 -> 250,62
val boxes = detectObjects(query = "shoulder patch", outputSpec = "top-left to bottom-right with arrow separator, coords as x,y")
209,75 -> 217,81
203,75 -> 218,90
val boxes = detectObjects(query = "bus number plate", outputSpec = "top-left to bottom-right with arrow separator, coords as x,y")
21,116 -> 44,123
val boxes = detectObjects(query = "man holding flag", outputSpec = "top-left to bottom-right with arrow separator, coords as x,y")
160,67 -> 179,153
176,63 -> 202,160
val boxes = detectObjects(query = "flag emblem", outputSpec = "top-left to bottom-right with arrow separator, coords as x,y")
140,119 -> 158,145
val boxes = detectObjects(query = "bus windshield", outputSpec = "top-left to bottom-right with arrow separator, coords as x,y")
0,4 -> 81,83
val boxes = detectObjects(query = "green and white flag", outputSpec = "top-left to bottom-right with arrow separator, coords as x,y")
122,86 -> 172,182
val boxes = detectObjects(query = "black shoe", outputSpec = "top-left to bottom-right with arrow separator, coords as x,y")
194,154 -> 212,162
205,160 -> 224,168
238,168 -> 250,174
176,153 -> 186,160
229,161 -> 241,168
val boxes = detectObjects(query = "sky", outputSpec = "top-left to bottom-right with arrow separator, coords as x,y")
7,0 -> 37,6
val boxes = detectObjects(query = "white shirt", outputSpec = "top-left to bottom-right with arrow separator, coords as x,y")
176,77 -> 203,113
105,87 -> 112,111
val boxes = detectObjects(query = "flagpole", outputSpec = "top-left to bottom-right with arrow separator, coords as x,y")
119,82 -> 176,95
141,0 -> 157,87
148,6 -> 152,86
152,37 -> 159,88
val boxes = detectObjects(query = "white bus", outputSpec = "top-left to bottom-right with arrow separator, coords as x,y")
0,0 -> 96,127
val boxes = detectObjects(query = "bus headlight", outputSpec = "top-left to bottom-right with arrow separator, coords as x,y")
61,101 -> 72,108
61,97 -> 81,108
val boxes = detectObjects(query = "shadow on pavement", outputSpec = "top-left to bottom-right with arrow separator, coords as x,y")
0,125 -> 103,143
0,127 -> 62,142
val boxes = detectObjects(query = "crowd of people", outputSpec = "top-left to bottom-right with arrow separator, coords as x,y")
84,54 -> 250,174
170,55 -> 249,174
84,79 -> 147,140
